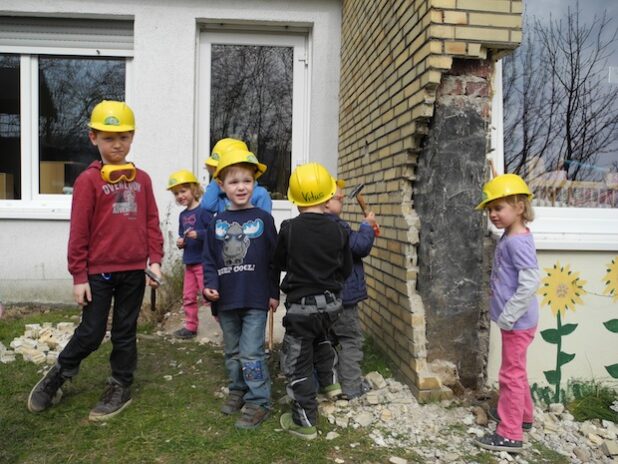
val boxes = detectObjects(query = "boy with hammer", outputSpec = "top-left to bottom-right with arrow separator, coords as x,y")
325,181 -> 378,399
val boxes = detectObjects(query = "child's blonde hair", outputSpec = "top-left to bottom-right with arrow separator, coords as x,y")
503,194 -> 534,223
173,182 -> 204,202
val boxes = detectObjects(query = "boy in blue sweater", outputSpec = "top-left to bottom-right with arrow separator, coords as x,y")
202,148 -> 279,430
325,182 -> 377,399
201,138 -> 272,214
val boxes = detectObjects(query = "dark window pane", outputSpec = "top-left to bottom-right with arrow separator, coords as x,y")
39,56 -> 125,194
210,45 -> 293,199
0,54 -> 20,199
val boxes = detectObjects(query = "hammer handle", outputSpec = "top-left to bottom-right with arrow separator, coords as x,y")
356,193 -> 369,215
356,193 -> 381,237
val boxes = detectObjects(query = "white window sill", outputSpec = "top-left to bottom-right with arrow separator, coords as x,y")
489,207 -> 618,251
0,201 -> 71,220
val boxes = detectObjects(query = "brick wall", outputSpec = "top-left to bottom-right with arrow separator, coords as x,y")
338,0 -> 522,400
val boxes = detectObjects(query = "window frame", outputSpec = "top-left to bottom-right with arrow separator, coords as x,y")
0,46 -> 132,220
491,61 -> 618,251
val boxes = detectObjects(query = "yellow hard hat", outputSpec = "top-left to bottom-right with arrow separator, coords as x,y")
476,173 -> 533,210
206,138 -> 249,167
88,100 -> 135,132
213,148 -> 267,180
287,163 -> 337,207
167,169 -> 199,190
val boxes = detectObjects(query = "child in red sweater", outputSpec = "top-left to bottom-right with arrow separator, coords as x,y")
27,100 -> 164,422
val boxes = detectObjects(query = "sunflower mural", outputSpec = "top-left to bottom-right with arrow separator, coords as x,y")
602,257 -> 618,379
539,262 -> 587,402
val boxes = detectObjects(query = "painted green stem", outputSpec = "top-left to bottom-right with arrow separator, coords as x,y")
554,311 -> 562,403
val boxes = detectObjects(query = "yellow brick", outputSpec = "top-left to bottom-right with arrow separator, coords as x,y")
429,40 -> 443,53
455,26 -> 510,42
417,375 -> 442,390
431,0 -> 456,7
456,0 -> 510,12
511,1 -> 523,13
430,9 -> 443,23
429,24 -> 454,39
511,29 -> 522,43
443,10 -> 467,25
468,12 -> 521,28
427,55 -> 453,69
467,42 -> 483,56
444,40 -> 466,54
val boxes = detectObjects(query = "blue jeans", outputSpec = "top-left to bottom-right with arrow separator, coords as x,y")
219,309 -> 270,408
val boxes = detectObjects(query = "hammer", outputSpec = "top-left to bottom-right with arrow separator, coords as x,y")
348,183 -> 380,236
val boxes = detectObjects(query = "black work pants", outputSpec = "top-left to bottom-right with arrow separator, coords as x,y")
280,296 -> 341,426
58,270 -> 146,386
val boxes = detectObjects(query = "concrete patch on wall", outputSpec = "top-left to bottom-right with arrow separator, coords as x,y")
415,59 -> 493,388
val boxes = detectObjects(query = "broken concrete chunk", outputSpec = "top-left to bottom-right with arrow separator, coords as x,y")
365,371 -> 387,390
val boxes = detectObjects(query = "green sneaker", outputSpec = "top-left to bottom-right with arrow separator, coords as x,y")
279,412 -> 317,440
319,383 -> 342,399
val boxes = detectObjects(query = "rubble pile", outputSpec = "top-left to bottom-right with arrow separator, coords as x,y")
316,371 -> 618,464
0,322 -> 76,365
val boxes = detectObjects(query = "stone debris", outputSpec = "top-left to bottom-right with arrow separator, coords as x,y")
388,457 -> 407,464
325,431 -> 339,440
310,371 -> 618,463
3,322 -> 78,365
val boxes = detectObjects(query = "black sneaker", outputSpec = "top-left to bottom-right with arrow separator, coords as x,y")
173,327 -> 197,339
27,365 -> 67,413
488,407 -> 533,431
474,432 -> 523,453
88,378 -> 132,422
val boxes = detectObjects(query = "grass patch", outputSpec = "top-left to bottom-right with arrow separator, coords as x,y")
530,443 -> 571,464
361,336 -> 393,378
0,309 -> 419,464
566,380 -> 618,422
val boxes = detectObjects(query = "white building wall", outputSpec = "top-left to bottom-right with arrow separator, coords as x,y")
0,0 -> 342,304
488,251 -> 618,389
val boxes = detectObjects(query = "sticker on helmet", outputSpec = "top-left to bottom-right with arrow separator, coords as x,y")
104,116 -> 120,126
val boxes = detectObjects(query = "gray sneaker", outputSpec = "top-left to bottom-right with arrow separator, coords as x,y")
221,390 -> 245,415
27,365 -> 67,413
234,403 -> 270,429
89,378 -> 132,422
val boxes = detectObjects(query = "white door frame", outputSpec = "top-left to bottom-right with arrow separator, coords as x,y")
196,28 -> 310,228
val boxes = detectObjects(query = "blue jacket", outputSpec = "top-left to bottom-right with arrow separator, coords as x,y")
200,179 -> 272,214
326,214 -> 375,306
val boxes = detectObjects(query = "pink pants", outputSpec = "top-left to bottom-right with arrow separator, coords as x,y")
183,263 -> 204,332
497,326 -> 536,441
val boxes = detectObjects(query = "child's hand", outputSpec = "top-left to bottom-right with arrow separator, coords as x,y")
364,211 -> 377,227
147,263 -> 162,289
185,230 -> 198,240
203,288 -> 219,301
269,298 -> 279,312
176,237 -> 185,249
73,283 -> 92,307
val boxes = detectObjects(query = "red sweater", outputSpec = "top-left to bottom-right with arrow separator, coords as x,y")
68,161 -> 164,284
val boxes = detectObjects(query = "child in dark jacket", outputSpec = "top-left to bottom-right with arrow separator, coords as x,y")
274,163 -> 353,440
325,182 -> 377,399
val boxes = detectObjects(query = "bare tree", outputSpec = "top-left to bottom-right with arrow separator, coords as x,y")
503,4 -> 618,183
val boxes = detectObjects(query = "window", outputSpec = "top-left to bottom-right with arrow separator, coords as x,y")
210,43 -> 293,199
0,17 -> 133,218
493,0 -> 618,249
